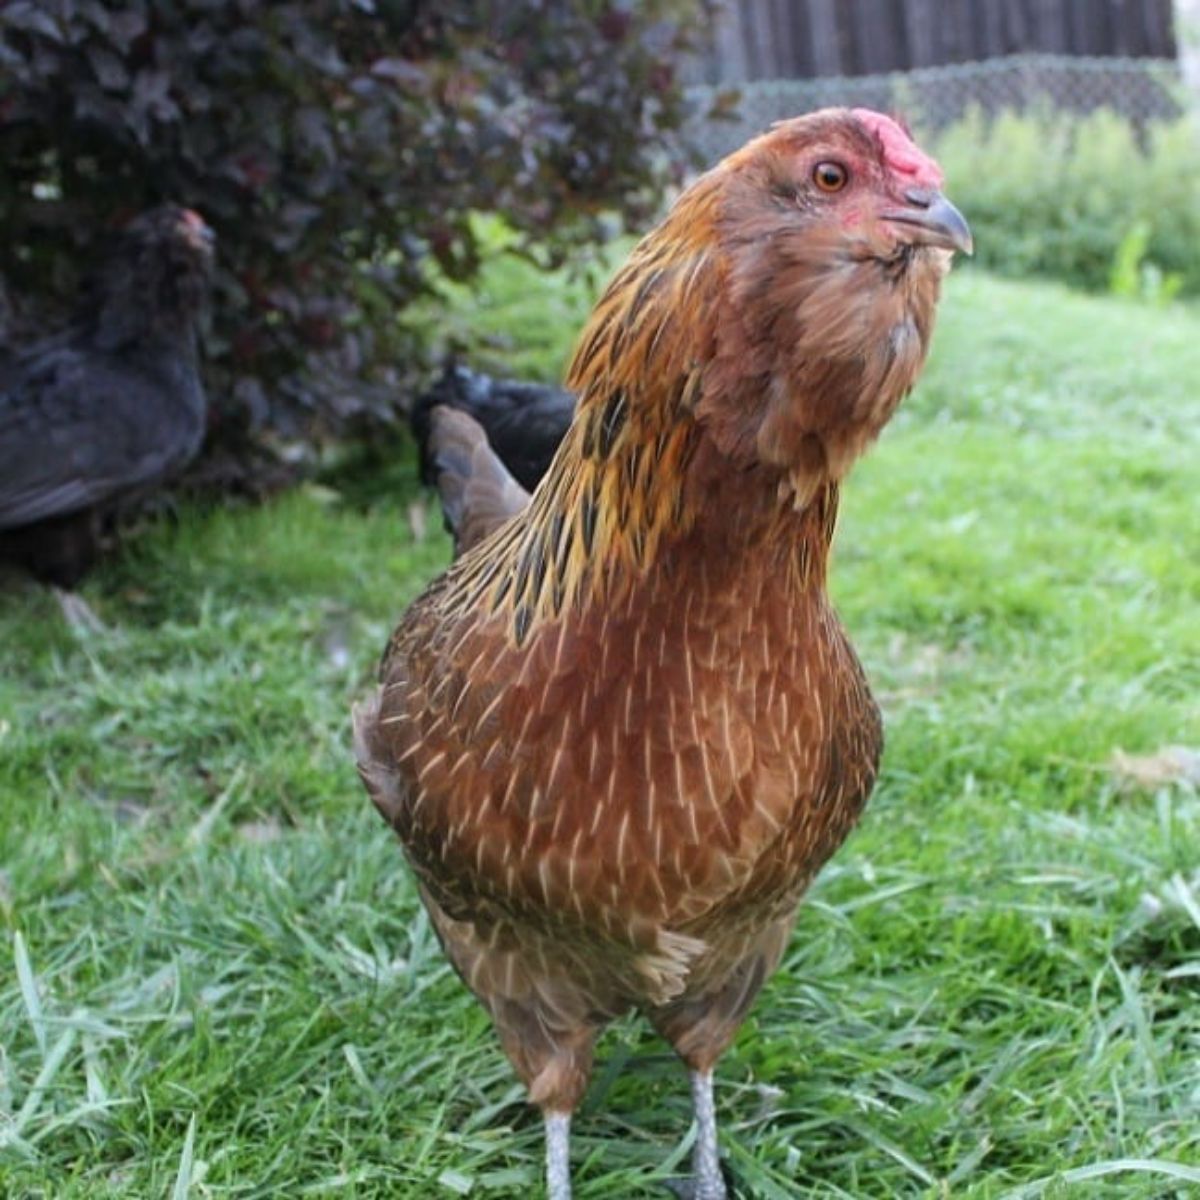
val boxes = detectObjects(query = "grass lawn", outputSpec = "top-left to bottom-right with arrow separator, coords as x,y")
1,264 -> 1198,1199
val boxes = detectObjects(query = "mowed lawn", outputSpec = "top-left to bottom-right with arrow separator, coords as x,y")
1,268 -> 1198,1199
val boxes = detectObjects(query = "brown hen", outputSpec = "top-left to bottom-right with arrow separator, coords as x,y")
355,108 -> 970,1199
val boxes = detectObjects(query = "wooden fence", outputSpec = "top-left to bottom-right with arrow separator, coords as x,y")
692,0 -> 1178,84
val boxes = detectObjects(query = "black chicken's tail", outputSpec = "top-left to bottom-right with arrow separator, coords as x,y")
410,361 -> 574,493
426,406 -> 530,558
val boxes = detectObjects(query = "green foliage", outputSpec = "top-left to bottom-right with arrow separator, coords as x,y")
0,0 -> 707,458
1110,221 -> 1184,304
932,109 -> 1200,297
1,270 -> 1198,1195
1110,221 -> 1153,298
411,213 -> 633,381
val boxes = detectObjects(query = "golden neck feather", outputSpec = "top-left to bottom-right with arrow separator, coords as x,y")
445,162 -> 938,647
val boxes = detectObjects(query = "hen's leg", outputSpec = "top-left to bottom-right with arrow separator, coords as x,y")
651,921 -> 794,1200
494,1013 -> 594,1200
54,587 -> 107,635
414,897 -> 609,1199
544,1111 -> 573,1200
662,1070 -> 728,1199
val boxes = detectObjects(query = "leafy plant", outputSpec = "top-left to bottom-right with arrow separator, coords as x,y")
0,0 -> 709,477
1110,221 -> 1184,305
931,108 -> 1200,298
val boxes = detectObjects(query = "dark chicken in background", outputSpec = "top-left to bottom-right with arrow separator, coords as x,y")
357,110 -> 971,1200
0,206 -> 215,626
411,361 -> 575,494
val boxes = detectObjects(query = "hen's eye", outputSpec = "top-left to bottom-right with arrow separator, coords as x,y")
812,161 -> 848,193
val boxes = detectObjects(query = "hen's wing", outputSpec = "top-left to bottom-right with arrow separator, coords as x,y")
0,344 -> 205,529
427,406 -> 531,555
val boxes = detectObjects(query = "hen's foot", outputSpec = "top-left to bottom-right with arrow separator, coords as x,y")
662,1167 -> 734,1200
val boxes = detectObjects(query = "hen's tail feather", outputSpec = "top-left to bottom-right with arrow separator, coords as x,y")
428,406 -> 530,557
410,361 -> 471,487
410,362 -> 574,492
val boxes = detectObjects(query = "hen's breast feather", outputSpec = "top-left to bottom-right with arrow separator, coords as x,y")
360,493 -> 881,1007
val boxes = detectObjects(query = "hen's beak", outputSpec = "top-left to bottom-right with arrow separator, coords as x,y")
883,187 -> 973,256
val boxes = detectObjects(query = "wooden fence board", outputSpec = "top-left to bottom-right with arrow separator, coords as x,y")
695,0 -> 1176,80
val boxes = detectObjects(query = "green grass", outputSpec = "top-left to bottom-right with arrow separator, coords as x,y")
414,220 -> 622,382
2,265 -> 1199,1199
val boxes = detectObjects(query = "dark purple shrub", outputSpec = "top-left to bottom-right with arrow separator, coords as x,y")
0,1 -> 708,476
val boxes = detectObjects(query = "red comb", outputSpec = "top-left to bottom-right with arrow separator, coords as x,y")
851,109 -> 943,188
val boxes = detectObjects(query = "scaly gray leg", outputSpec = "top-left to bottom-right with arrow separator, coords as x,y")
689,1070 -> 728,1200
664,1071 -> 729,1199
545,1110 -> 572,1200
54,587 -> 106,635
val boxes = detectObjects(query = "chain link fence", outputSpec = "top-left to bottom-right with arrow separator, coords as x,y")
686,53 -> 1186,164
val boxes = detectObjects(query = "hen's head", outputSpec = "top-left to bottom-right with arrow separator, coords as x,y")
88,205 -> 216,349
686,108 -> 970,487
720,108 -> 970,260
124,204 -> 216,311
